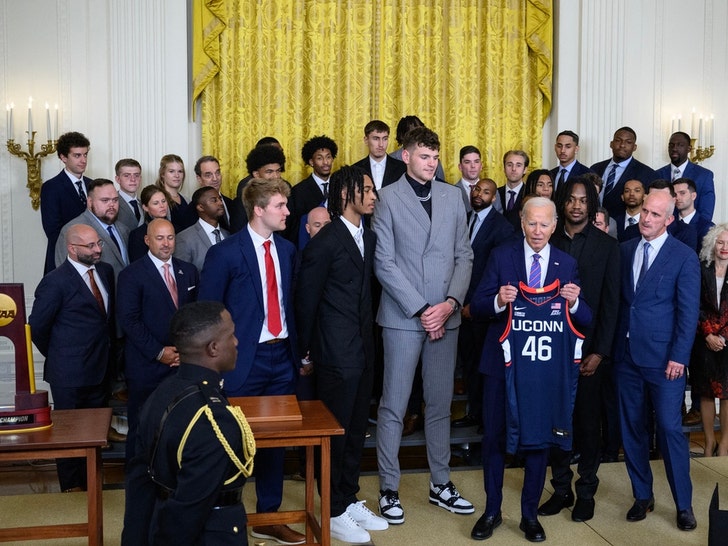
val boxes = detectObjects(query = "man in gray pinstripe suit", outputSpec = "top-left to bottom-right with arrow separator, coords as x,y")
372,127 -> 474,524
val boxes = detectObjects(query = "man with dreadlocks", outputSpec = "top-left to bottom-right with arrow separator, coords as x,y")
121,301 -> 255,545
295,165 -> 387,543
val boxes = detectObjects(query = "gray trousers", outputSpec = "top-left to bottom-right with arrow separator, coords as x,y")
377,327 -> 458,491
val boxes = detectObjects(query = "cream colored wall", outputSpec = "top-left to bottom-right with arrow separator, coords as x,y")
0,0 -> 724,397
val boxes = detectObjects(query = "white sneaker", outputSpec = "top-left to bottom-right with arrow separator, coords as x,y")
429,480 -> 475,514
347,500 -> 389,531
378,489 -> 405,524
330,511 -> 371,543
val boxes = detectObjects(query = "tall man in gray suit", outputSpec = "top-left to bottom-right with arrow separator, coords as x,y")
372,127 -> 474,524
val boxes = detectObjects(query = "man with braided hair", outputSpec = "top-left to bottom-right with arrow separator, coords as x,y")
122,301 -> 255,546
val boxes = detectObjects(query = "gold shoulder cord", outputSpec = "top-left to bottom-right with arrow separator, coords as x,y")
177,404 -> 256,483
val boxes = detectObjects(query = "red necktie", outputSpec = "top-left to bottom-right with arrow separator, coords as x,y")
163,263 -> 178,308
263,240 -> 282,336
87,269 -> 105,315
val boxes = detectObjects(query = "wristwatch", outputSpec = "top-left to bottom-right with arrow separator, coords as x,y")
447,298 -> 460,313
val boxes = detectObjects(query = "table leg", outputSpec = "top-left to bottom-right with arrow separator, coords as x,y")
305,444 -> 315,544
86,446 -> 103,545
319,437 -> 331,546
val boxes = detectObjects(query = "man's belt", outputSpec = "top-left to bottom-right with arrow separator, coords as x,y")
157,486 -> 243,507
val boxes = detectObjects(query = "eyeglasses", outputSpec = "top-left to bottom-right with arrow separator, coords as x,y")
71,241 -> 104,250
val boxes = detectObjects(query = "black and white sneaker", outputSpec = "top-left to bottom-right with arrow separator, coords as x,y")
429,481 -> 475,514
378,489 -> 405,524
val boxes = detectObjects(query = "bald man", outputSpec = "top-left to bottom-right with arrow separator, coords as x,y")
30,224 -> 116,492
305,206 -> 332,238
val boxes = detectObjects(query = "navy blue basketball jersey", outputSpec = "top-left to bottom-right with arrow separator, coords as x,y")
500,280 -> 584,453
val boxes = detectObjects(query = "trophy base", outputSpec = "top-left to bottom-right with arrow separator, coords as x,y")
0,390 -> 52,433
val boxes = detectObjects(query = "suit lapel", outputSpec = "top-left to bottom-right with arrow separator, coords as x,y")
87,210 -> 124,266
64,261 -> 107,319
332,219 -> 364,272
194,222 -> 213,250
142,255 -> 177,312
241,231 -> 265,310
426,183 -> 449,253
392,179 -> 431,234
635,237 -> 672,295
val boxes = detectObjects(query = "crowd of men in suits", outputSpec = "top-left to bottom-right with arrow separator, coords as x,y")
27,118 -> 718,543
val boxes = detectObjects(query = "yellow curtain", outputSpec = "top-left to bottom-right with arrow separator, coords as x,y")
193,0 -> 552,195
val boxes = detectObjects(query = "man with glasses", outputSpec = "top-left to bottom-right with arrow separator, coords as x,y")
193,155 -> 242,233
30,224 -> 115,492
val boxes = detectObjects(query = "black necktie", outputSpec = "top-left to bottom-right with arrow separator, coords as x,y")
76,180 -> 87,205
321,182 -> 328,201
130,199 -> 141,222
557,168 -> 566,189
604,164 -> 617,194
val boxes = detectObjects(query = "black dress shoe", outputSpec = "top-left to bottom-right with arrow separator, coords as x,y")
572,498 -> 595,522
452,414 -> 480,428
471,512 -> 502,540
537,491 -> 574,516
519,517 -> 546,542
677,508 -> 697,530
626,497 -> 655,521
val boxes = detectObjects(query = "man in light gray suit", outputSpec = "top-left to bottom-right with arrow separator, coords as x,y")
174,186 -> 229,272
55,178 -> 130,279
114,158 -> 145,233
372,127 -> 474,525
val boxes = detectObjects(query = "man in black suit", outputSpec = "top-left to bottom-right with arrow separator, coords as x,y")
497,150 -> 529,229
454,145 -> 484,212
453,178 -> 514,429
40,131 -> 92,274
29,224 -> 114,491
285,135 -> 338,247
551,130 -> 592,199
117,218 -> 199,461
591,126 -> 655,220
193,156 -> 240,233
353,120 -> 406,192
538,177 -> 620,523
614,179 -> 645,241
296,165 -> 388,543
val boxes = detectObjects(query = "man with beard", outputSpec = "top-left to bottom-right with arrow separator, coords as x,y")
175,186 -> 230,272
54,178 -> 130,279
615,179 -> 645,241
30,224 -> 115,491
538,177 -> 620,523
452,177 -> 514,429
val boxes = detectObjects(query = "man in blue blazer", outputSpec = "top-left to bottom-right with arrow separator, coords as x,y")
29,224 -> 114,492
614,190 -> 700,531
40,131 -> 92,275
117,219 -> 198,461
469,197 -> 591,542
591,127 -> 655,220
198,178 -> 305,546
674,177 -> 714,253
654,132 -> 715,221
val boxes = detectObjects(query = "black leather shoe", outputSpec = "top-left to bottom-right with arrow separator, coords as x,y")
626,497 -> 655,521
452,414 -> 480,428
537,491 -> 574,516
470,511 -> 502,540
572,498 -> 595,522
519,517 -> 546,542
677,508 -> 697,530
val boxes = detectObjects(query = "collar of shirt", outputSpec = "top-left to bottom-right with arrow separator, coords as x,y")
561,222 -> 590,241
247,223 -> 273,249
558,159 -> 577,173
640,230 -> 669,260
473,205 -> 493,224
311,173 -> 330,194
64,169 -> 84,184
673,159 -> 689,174
339,215 -> 362,239
369,156 -> 386,170
405,173 -> 432,196
67,258 -> 109,305
198,217 -> 222,238
607,156 -> 633,175
68,258 -> 96,278
626,212 -> 640,227
680,210 -> 696,224
523,240 -> 551,274
119,191 -> 137,205
505,181 -> 523,194
147,251 -> 172,271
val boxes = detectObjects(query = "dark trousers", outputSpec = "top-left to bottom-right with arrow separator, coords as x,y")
229,341 -> 296,514
549,359 -> 606,500
457,317 -> 487,418
317,363 -> 374,517
50,383 -> 106,491
481,374 -> 549,519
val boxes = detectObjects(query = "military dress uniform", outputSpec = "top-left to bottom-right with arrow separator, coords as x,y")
122,363 -> 255,546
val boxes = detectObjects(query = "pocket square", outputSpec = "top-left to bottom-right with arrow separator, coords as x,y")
188,285 -> 196,291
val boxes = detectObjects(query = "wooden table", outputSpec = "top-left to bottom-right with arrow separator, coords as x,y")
230,398 -> 344,546
0,408 -> 112,545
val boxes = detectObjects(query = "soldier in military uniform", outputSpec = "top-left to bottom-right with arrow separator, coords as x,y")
121,301 -> 255,545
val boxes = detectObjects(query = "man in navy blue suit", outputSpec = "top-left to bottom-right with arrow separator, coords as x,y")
40,131 -> 92,275
591,127 -> 655,220
615,190 -> 700,531
550,130 -> 592,198
199,177 -> 305,545
452,177 -> 514,429
116,218 -> 199,461
469,197 -> 591,542
654,131 -> 715,221
674,177 -> 714,252
29,224 -> 114,491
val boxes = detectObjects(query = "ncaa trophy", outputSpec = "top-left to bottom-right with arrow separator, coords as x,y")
0,284 -> 52,432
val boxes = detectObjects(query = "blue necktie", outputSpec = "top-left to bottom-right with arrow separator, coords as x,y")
106,225 -> 120,252
637,242 -> 651,286
528,254 -> 541,288
604,164 -> 617,194
557,168 -> 566,189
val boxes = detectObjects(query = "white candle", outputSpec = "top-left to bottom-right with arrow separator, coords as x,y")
9,103 -> 13,138
710,114 -> 715,147
691,107 -> 697,137
678,115 -> 682,132
27,96 -> 33,136
671,116 -> 675,134
5,104 -> 8,138
45,103 -> 51,141
54,104 -> 59,140
699,117 -> 704,147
